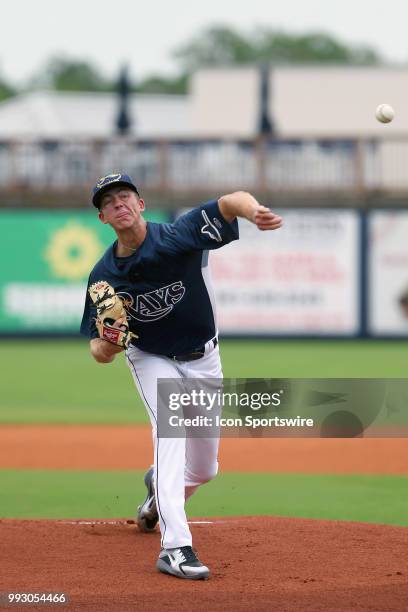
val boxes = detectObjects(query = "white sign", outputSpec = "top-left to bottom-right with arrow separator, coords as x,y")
4,284 -> 86,328
369,211 -> 408,336
210,210 -> 360,335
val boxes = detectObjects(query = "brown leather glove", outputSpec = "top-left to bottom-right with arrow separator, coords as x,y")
88,280 -> 138,348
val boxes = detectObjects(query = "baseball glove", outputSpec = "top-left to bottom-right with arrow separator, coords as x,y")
89,280 -> 137,348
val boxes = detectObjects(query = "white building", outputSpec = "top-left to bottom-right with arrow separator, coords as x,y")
190,65 -> 408,138
0,66 -> 407,140
0,91 -> 192,140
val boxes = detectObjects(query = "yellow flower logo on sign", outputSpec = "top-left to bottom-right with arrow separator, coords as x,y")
44,222 -> 103,280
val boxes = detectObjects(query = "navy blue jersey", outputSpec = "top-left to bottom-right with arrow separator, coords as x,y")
80,199 -> 239,355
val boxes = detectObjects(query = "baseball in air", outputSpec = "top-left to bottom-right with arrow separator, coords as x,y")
375,103 -> 395,123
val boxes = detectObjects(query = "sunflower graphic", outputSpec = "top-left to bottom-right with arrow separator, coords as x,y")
44,222 -> 103,280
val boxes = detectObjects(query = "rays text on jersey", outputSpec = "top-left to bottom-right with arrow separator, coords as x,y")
119,281 -> 186,322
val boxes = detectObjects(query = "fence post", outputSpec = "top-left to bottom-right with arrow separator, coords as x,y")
157,140 -> 169,192
255,135 -> 268,193
354,139 -> 366,198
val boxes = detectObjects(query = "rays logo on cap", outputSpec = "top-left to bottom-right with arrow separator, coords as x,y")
92,171 -> 139,208
96,173 -> 122,188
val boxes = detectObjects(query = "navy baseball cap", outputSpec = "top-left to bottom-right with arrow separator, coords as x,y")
92,172 -> 140,208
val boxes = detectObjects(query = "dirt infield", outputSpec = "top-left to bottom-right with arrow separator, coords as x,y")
1,425 -> 408,473
1,426 -> 408,610
1,517 -> 408,611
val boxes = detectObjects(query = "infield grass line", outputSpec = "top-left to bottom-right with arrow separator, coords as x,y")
0,470 -> 407,527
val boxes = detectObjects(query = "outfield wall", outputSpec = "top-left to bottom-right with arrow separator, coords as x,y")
0,210 -> 168,334
0,208 -> 407,338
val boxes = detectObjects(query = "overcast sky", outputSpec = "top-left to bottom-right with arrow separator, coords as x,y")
3,0 -> 408,85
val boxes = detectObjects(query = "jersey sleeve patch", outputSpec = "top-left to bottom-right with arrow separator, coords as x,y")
200,209 -> 223,242
165,199 -> 239,254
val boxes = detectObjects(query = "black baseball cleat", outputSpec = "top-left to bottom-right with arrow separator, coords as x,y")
136,465 -> 159,533
157,546 -> 210,580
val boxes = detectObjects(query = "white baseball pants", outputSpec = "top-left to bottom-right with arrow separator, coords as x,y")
126,340 -> 222,549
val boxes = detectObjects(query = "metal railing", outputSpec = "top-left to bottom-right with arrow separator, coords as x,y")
0,137 -> 407,195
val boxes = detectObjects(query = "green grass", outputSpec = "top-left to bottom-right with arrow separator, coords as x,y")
0,339 -> 407,424
0,339 -> 145,424
0,470 -> 407,527
221,339 -> 408,378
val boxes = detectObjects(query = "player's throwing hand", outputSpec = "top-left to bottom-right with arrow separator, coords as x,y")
253,205 -> 282,231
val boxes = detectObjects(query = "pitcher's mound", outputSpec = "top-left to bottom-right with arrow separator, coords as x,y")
1,516 -> 407,611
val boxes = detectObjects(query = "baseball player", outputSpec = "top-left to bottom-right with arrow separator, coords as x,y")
80,172 -> 282,580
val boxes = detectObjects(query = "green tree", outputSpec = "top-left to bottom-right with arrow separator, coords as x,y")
0,77 -> 15,101
23,26 -> 383,97
255,29 -> 380,64
30,56 -> 114,92
136,73 -> 188,95
174,25 -> 381,72
174,26 -> 256,71
133,26 -> 380,95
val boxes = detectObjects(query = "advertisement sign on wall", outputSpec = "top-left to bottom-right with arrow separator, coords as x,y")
210,209 -> 360,335
368,210 -> 408,336
0,210 -> 168,333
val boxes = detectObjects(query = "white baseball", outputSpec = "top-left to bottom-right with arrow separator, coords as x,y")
375,104 -> 395,123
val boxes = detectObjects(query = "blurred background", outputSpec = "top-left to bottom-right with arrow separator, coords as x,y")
0,0 -> 407,528
1,0 -> 408,340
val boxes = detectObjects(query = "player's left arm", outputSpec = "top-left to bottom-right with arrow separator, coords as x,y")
218,191 -> 282,231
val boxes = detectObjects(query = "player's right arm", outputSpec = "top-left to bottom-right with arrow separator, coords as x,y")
218,191 -> 282,230
90,337 -> 124,363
